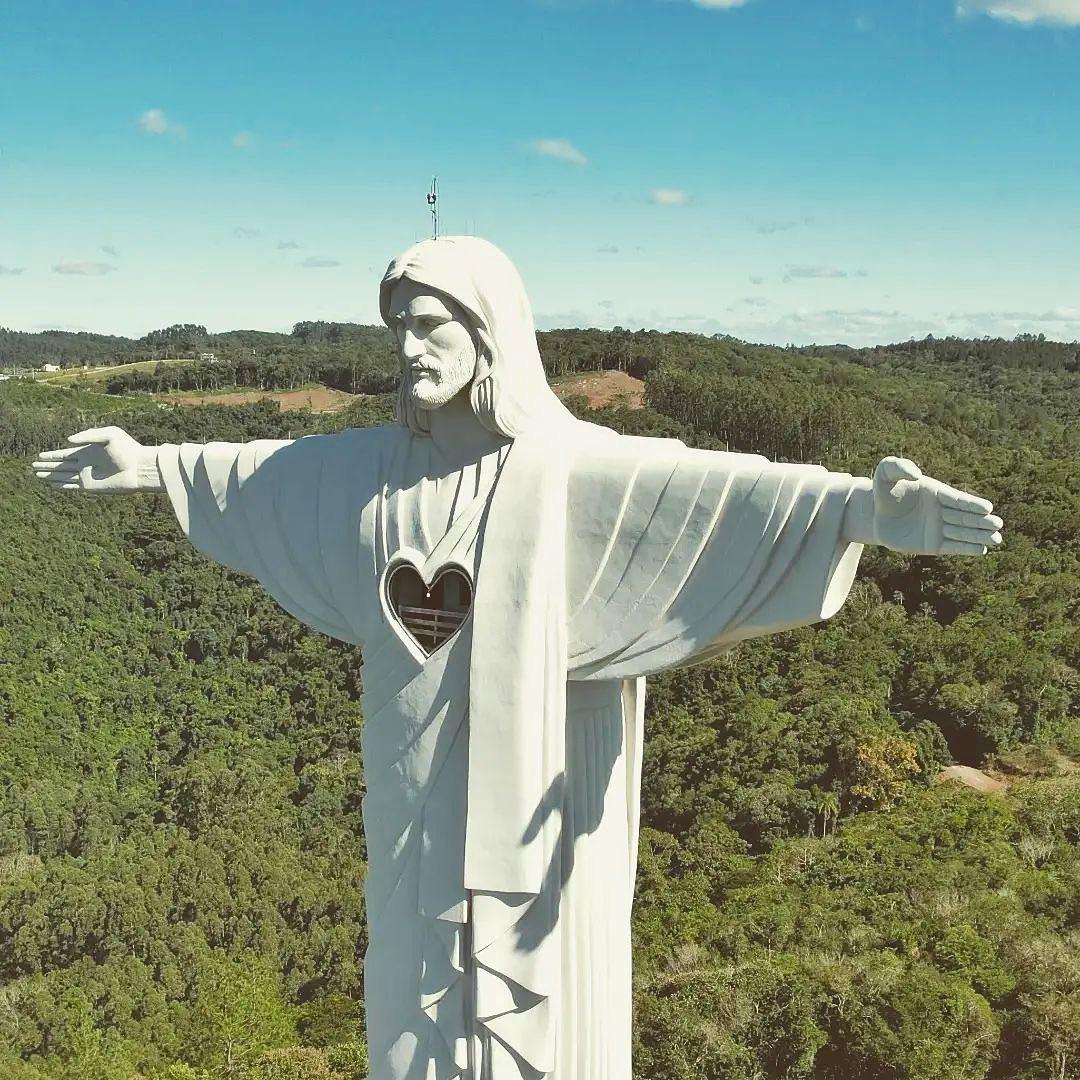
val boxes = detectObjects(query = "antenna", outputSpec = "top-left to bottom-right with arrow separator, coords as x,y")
426,176 -> 439,239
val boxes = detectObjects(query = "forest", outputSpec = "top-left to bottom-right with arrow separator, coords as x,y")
0,324 -> 1077,1079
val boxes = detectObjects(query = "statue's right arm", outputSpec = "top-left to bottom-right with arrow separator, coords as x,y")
32,426 -> 166,494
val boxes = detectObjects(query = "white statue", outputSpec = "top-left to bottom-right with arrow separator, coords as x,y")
34,237 -> 1003,1079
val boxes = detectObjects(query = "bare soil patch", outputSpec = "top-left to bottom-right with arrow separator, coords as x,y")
161,386 -> 357,413
554,370 -> 645,410
936,765 -> 1008,794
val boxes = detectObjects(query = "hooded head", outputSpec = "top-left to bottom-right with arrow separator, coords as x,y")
380,236 -> 572,438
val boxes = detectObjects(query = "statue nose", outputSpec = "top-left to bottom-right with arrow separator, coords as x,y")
402,331 -> 425,361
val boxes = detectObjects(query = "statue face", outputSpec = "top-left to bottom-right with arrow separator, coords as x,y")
388,279 -> 478,410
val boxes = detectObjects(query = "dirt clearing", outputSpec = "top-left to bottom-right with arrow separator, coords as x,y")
553,370 -> 645,409
160,387 -> 357,413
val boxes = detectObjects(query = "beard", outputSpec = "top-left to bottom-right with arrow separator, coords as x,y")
407,345 -> 477,410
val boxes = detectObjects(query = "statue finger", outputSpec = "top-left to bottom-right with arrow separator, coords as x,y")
942,508 -> 1003,530
940,539 -> 988,557
881,456 -> 921,482
36,446 -> 84,461
935,486 -> 993,515
33,461 -> 80,475
68,427 -> 116,445
944,524 -> 1003,547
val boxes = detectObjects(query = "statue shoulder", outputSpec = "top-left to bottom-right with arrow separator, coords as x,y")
566,420 -> 687,473
300,422 -> 405,451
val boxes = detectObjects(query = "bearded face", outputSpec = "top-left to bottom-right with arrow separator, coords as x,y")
388,279 -> 478,410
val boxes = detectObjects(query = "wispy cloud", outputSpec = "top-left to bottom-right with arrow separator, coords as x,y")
278,240 -> 301,250
748,275 -> 765,285
783,264 -> 868,283
233,227 -> 262,240
691,0 -> 755,8
53,260 -> 116,276
100,245 -> 118,258
650,188 -> 691,206
138,108 -> 186,138
0,265 -> 25,276
232,130 -> 256,150
597,245 -> 620,254
751,215 -> 812,235
299,256 -> 341,269
957,0 -> 1080,25
743,296 -> 769,307
530,138 -> 589,166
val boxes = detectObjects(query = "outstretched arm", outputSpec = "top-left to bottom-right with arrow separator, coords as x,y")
32,427 -> 164,494
843,456 -> 1003,556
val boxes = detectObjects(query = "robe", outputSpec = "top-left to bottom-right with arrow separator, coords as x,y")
156,420 -> 865,1079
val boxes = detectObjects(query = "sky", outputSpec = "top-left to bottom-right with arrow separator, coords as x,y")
2,0 -> 1079,347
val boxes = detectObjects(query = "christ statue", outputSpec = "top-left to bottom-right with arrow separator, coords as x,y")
34,237 -> 1004,1079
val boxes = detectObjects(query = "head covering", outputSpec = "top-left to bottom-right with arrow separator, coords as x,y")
380,236 -> 574,437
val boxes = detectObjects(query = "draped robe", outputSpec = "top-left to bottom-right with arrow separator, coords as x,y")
156,419 -> 865,1079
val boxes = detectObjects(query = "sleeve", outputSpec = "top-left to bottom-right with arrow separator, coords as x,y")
565,437 -> 865,681
156,433 -> 374,645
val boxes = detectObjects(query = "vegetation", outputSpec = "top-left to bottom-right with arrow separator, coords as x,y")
0,324 -> 1077,1078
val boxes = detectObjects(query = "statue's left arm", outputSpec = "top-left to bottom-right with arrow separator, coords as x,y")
565,440 -> 1002,682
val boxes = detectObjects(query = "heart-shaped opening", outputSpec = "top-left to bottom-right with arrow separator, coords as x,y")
386,562 -> 473,657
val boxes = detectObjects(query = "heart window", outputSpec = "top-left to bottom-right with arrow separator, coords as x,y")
386,563 -> 473,656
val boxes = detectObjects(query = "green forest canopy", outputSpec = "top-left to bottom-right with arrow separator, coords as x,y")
0,325 -> 1077,1079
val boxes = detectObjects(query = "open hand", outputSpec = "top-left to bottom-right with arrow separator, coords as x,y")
869,456 -> 1003,556
32,427 -> 151,494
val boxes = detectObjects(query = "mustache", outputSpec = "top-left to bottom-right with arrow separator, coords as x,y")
403,345 -> 474,376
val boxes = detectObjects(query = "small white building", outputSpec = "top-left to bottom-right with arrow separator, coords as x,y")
199,352 -> 218,364
42,363 -> 61,372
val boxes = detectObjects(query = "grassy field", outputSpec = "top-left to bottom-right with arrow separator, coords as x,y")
36,356 -> 198,385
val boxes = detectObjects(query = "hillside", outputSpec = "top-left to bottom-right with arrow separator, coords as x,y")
0,329 -> 1077,1080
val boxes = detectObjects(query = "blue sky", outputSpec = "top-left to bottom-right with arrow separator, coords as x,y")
2,0 -> 1078,345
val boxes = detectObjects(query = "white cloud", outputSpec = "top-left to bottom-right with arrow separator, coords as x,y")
138,108 -> 186,137
299,256 -> 341,269
650,188 -> 690,206
232,131 -> 256,150
233,227 -> 262,240
751,215 -> 812,235
783,264 -> 867,283
0,265 -> 24,276
529,297 -> 1080,347
530,138 -> 589,166
957,0 -> 1080,24
53,260 -> 116,276
692,0 -> 755,8
278,240 -> 301,250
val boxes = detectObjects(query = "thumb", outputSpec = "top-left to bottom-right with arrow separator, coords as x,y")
69,427 -> 118,445
877,457 -> 922,484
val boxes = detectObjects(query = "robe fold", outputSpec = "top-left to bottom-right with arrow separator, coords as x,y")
157,420 -> 864,1079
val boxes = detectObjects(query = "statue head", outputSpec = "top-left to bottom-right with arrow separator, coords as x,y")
380,236 -> 571,437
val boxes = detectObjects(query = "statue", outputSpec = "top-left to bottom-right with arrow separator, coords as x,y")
33,237 -> 1003,1079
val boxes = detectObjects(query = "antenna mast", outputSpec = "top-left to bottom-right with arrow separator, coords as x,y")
427,176 -> 439,239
